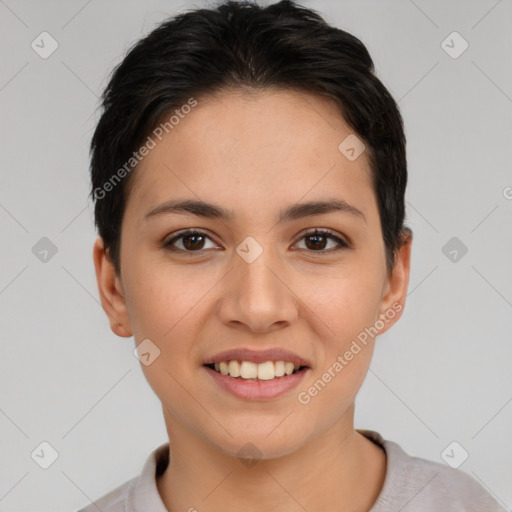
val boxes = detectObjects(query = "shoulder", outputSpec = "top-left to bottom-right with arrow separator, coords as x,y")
358,430 -> 507,512
392,449 -> 505,511
75,442 -> 170,512
76,478 -> 135,512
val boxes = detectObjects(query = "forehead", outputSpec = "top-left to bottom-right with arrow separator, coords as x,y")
127,88 -> 375,223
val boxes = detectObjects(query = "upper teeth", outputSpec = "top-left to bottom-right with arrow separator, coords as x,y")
213,360 -> 300,380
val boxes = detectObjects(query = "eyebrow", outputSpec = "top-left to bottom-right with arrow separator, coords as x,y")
144,198 -> 366,224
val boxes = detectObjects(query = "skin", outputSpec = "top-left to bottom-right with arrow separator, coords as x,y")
93,88 -> 412,512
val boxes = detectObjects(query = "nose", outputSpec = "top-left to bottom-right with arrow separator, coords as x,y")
216,248 -> 299,333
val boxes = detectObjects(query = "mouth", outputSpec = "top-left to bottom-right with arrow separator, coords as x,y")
202,360 -> 311,400
203,360 -> 309,381
202,348 -> 312,399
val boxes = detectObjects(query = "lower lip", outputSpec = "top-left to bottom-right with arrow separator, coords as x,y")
203,365 -> 310,400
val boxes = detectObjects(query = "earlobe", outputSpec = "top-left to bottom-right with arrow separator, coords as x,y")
378,229 -> 413,329
93,237 -> 133,338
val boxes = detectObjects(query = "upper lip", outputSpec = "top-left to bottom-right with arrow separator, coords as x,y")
203,348 -> 312,367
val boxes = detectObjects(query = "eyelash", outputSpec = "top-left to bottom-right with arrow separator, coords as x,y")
163,228 -> 350,255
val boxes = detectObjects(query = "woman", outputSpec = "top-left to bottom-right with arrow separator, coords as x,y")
80,1 -> 506,510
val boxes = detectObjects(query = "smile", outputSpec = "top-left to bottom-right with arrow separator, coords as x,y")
206,360 -> 305,380
203,361 -> 310,400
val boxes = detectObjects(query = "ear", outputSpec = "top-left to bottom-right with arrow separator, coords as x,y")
376,228 -> 413,335
93,236 -> 133,338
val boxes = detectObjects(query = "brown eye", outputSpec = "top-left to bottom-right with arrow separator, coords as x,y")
295,229 -> 348,252
164,228 -> 349,255
181,233 -> 206,250
305,232 -> 328,250
164,230 -> 217,252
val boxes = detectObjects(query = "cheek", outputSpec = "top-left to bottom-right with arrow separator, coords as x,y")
306,265 -> 384,349
124,264 -> 203,415
122,255 -> 205,339
298,283 -> 378,420
122,256 -> 211,384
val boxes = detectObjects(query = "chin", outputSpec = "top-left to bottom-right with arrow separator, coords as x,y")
210,423 -> 307,461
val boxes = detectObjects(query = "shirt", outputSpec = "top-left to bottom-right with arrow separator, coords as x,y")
76,429 -> 507,511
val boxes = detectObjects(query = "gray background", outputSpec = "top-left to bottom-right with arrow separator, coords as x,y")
1,0 -> 511,511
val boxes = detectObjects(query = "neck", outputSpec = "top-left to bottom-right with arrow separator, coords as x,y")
156,405 -> 387,512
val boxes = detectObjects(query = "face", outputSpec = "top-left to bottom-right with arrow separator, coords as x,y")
94,88 -> 411,460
